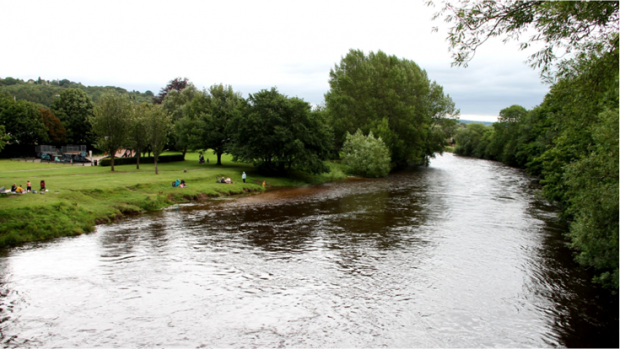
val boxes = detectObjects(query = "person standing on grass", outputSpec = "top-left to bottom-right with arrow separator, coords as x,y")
242,172 -> 246,183
26,181 -> 31,192
40,180 -> 45,191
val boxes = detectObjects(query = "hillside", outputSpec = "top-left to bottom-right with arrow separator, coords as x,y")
0,77 -> 154,107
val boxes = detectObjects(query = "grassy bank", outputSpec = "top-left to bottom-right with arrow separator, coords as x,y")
0,152 -> 346,247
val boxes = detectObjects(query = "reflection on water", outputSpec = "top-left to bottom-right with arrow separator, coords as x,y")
0,153 -> 617,347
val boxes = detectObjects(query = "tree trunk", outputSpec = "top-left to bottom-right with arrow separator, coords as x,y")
216,152 -> 222,166
136,150 -> 141,170
111,154 -> 115,172
182,145 -> 187,160
154,156 -> 158,175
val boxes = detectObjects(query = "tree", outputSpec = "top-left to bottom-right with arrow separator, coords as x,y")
153,77 -> 189,104
146,104 -> 171,175
196,84 -> 244,165
0,126 -> 9,153
129,103 -> 151,170
163,83 -> 198,159
90,91 -> 134,171
0,93 -> 49,145
325,49 -> 457,168
429,0 -> 619,78
229,87 -> 333,175
342,129 -> 391,178
51,88 -> 95,145
39,108 -> 66,145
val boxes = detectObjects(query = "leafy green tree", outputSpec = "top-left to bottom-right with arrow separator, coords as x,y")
229,87 -> 333,174
153,77 -> 189,104
430,0 -> 619,77
195,84 -> 244,165
325,49 -> 457,168
342,129 -> 391,178
0,126 -> 9,153
129,103 -> 151,170
90,91 -> 134,171
39,108 -> 66,145
0,93 -> 49,145
163,83 -> 199,159
564,108 -> 619,290
51,88 -> 95,145
146,104 -> 171,175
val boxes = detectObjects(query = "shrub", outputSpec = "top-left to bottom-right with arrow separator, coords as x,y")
341,129 -> 391,177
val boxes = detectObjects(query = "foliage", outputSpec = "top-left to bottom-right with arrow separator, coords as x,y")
153,77 -> 190,104
194,84 -> 244,165
429,0 -> 619,78
90,91 -> 134,171
145,104 -> 172,174
163,83 -> 199,157
0,92 -> 49,145
0,125 -> 8,153
129,103 -> 152,169
564,108 -> 619,290
229,87 -> 333,175
325,49 -> 458,168
50,88 -> 95,146
39,108 -> 66,145
341,129 -> 391,178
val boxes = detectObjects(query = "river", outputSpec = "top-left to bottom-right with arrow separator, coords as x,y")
0,153 -> 617,347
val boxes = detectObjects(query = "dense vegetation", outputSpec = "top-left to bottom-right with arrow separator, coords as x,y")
0,77 -> 153,107
438,0 -> 619,290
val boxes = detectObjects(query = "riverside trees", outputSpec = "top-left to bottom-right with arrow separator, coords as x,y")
325,49 -> 458,169
435,0 -> 619,290
90,91 -> 134,171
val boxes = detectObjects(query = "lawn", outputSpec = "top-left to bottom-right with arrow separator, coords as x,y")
0,151 -> 347,247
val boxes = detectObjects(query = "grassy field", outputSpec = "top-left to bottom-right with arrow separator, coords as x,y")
0,152 -> 346,247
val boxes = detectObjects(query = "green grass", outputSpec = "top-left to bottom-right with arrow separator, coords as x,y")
0,152 -> 346,247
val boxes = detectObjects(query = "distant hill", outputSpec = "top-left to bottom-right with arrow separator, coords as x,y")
459,119 -> 494,126
0,77 -> 154,108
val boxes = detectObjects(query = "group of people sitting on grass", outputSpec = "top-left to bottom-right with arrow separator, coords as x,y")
5,180 -> 46,194
216,176 -> 233,184
172,179 -> 186,188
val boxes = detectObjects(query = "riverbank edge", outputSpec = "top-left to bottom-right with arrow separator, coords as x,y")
0,161 -> 353,249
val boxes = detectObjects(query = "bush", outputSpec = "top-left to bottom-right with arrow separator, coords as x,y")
98,155 -> 184,167
341,129 -> 391,177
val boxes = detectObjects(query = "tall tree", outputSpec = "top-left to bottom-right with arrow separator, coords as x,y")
196,84 -> 244,165
39,108 -> 66,145
153,77 -> 189,104
0,93 -> 49,145
90,91 -> 134,171
51,88 -> 95,145
229,87 -> 333,174
146,104 -> 171,175
129,103 -> 151,170
163,83 -> 198,159
325,49 -> 457,168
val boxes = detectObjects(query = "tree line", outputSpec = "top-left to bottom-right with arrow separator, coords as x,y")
0,51 -> 459,176
435,0 -> 618,291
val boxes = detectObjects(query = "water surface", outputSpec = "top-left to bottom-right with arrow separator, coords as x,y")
0,153 -> 617,347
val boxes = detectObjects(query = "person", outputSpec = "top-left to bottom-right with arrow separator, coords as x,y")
225,177 -> 233,184
242,172 -> 246,183
40,180 -> 46,191
26,181 -> 31,192
220,176 -> 226,183
15,185 -> 25,193
172,179 -> 180,187
10,183 -> 16,192
180,180 -> 186,188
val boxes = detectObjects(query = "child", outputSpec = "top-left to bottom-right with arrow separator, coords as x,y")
40,180 -> 46,191
26,180 -> 31,192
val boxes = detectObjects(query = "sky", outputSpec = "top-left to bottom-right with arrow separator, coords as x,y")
1,0 -> 550,122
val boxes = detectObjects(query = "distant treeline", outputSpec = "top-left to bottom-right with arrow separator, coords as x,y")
0,77 -> 153,108
453,41 -> 619,290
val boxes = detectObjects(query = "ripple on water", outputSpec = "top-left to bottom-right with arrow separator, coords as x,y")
0,153 -> 617,347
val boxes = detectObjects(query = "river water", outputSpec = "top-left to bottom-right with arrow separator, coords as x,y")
0,153 -> 617,347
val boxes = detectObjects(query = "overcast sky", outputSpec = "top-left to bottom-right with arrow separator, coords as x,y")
1,0 -> 549,122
